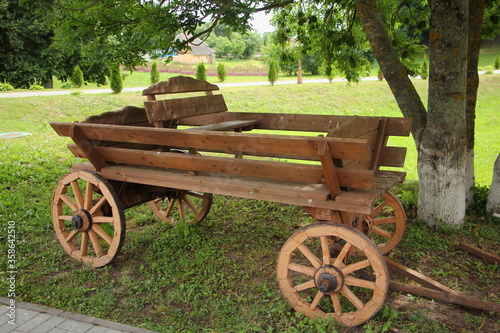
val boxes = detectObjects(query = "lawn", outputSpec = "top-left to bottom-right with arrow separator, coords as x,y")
0,75 -> 499,332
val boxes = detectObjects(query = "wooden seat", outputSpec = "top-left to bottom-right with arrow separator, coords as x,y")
142,76 -> 259,132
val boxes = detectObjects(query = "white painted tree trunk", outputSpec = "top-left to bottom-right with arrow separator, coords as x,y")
417,0 -> 469,227
486,154 -> 500,215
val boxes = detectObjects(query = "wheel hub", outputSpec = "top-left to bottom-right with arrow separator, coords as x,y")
314,265 -> 344,295
71,209 -> 92,231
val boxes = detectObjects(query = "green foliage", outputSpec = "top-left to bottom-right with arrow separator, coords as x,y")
150,61 -> 160,84
421,58 -> 428,79
109,63 -> 123,93
495,56 -> 500,70
28,79 -> 44,90
0,82 -> 14,91
196,62 -> 207,81
217,63 -> 226,82
71,65 -> 84,88
267,60 -> 279,85
484,66 -> 494,74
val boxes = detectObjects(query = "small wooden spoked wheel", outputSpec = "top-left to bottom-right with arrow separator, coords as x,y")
277,222 -> 389,327
149,190 -> 213,224
52,171 -> 125,267
367,191 -> 406,254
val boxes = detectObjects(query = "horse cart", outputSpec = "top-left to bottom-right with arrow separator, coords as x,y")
50,76 -> 412,326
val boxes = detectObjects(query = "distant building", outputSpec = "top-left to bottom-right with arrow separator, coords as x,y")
172,34 -> 215,65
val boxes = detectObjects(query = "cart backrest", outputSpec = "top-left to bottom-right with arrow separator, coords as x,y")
142,76 -> 228,128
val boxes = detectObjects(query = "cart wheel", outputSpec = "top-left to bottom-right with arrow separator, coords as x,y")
367,192 -> 406,255
149,190 -> 213,224
52,171 -> 125,268
277,222 -> 389,327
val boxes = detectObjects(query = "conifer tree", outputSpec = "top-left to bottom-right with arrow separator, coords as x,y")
268,61 -> 279,86
196,62 -> 207,81
150,61 -> 160,84
109,63 -> 123,93
72,65 -> 84,87
217,63 -> 226,82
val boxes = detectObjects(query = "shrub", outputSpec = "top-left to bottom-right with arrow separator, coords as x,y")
217,63 -> 226,82
495,56 -> 499,70
196,62 -> 207,81
150,61 -> 160,84
109,63 -> 123,93
28,79 -> 44,90
421,59 -> 428,80
484,66 -> 494,75
0,82 -> 14,91
377,68 -> 384,81
268,60 -> 279,86
71,65 -> 84,88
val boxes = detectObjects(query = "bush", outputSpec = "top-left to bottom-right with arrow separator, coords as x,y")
71,65 -> 84,88
421,59 -> 428,80
150,61 -> 160,84
0,82 -> 14,91
217,63 -> 226,82
109,63 -> 123,93
28,79 -> 44,90
377,68 -> 384,81
268,60 -> 279,86
484,66 -> 494,75
196,62 -> 207,81
495,56 -> 499,70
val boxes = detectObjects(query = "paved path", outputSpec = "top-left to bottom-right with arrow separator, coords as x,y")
0,298 -> 157,333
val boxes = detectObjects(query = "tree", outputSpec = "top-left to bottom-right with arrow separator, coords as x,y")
71,65 -> 84,88
109,63 -> 123,94
268,60 -> 279,85
217,63 -> 227,82
0,0 -> 74,88
38,0 -> 499,227
150,61 -> 160,84
196,62 -> 207,81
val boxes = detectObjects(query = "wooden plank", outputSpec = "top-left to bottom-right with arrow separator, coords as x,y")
389,281 -> 500,313
458,242 -> 500,264
384,257 -> 461,295
327,116 -> 380,139
75,164 -> 380,214
142,76 -> 219,95
72,146 -> 374,188
369,118 -> 388,170
378,146 -> 407,168
50,122 -> 372,161
68,124 -> 108,171
179,112 -> 412,137
191,120 -> 260,131
317,141 -> 342,198
144,94 -> 228,122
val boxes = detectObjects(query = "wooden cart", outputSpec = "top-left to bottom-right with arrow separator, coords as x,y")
50,76 -> 412,326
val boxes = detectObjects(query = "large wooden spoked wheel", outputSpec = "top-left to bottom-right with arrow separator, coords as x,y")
367,191 -> 406,255
149,190 -> 213,224
52,171 -> 125,268
277,222 -> 389,327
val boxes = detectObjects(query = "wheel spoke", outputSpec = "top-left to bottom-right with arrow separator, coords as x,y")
293,279 -> 316,292
185,191 -> 204,199
371,201 -> 388,216
65,229 -> 79,242
177,199 -> 185,220
332,242 -> 351,267
298,243 -> 322,269
70,181 -> 84,208
88,196 -> 107,216
344,276 -> 376,289
92,216 -> 114,223
92,224 -> 113,245
80,232 -> 89,257
373,217 -> 396,225
84,182 -> 93,210
309,291 -> 324,310
288,262 -> 316,276
60,194 -> 78,212
340,285 -> 365,310
88,229 -> 104,257
320,236 -> 331,264
330,294 -> 343,317
59,215 -> 73,221
165,198 -> 176,217
370,225 -> 392,239
183,196 -> 200,216
341,259 -> 371,276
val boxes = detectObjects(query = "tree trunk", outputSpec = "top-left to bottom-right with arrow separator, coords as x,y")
354,0 -> 427,146
417,0 -> 469,227
465,0 -> 486,206
486,154 -> 500,215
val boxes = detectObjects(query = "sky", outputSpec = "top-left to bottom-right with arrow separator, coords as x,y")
250,11 -> 274,33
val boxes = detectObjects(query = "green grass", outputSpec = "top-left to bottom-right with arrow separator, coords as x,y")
0,76 -> 499,332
